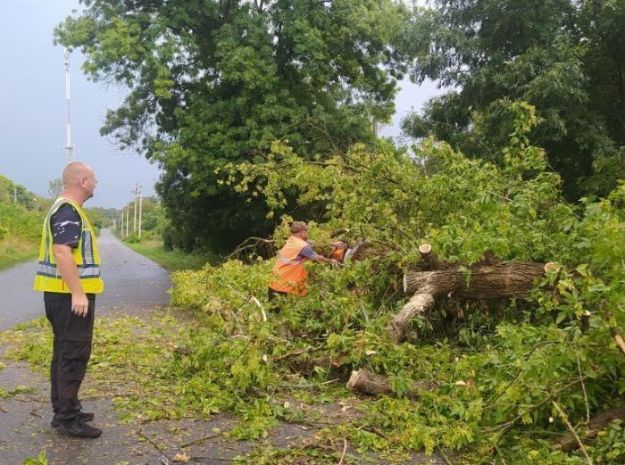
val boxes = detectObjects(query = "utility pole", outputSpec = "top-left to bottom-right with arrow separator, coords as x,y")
64,48 -> 75,162
138,185 -> 143,239
132,184 -> 139,234
119,212 -> 123,235
125,207 -> 129,238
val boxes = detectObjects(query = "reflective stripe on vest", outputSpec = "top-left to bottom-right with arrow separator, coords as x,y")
33,197 -> 104,294
268,236 -> 309,296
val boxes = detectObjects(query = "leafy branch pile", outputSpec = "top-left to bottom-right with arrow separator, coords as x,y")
167,102 -> 625,463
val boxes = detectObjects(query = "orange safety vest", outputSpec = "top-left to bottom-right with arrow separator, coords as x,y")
268,236 -> 310,296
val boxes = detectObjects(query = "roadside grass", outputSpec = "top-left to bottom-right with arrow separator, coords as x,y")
0,237 -> 38,271
124,239 -> 214,271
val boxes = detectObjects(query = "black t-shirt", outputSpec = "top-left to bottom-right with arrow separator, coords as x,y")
50,203 -> 82,248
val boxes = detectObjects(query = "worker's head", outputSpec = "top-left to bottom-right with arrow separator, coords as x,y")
62,161 -> 97,202
290,221 -> 309,240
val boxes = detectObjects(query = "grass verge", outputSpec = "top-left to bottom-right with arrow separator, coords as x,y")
124,239 -> 214,271
0,237 -> 38,271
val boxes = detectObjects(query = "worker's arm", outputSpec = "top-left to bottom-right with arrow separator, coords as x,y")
299,246 -> 336,265
300,244 -> 340,265
53,244 -> 89,317
309,253 -> 339,265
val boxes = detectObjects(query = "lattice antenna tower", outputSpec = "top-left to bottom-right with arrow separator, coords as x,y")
64,48 -> 75,162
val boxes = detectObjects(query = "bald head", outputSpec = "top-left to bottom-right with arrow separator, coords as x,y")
61,162 -> 97,204
62,162 -> 93,188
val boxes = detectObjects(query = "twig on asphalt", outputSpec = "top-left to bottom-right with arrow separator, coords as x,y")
137,428 -> 171,465
180,431 -> 222,449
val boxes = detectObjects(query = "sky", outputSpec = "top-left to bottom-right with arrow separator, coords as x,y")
0,0 -> 442,209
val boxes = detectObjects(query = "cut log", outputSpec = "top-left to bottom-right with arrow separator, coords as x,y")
544,261 -> 561,273
403,262 -> 548,298
347,369 -> 393,396
346,369 -> 437,398
559,406 -> 625,452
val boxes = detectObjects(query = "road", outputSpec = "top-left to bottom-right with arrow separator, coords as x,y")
0,229 -> 171,330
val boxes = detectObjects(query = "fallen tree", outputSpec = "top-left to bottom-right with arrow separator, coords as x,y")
389,244 -> 558,342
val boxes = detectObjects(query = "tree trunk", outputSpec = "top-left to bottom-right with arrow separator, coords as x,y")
403,262 -> 548,298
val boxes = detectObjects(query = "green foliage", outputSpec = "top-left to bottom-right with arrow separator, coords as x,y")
401,0 -> 625,200
226,101 -> 567,265
22,451 -> 48,465
55,0 -> 410,253
589,420 -> 625,465
124,233 -> 140,244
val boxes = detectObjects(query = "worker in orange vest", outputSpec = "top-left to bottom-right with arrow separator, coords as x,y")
268,221 -> 339,301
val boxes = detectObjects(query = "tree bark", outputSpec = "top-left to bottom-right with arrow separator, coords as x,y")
403,262 -> 547,298
388,292 -> 435,343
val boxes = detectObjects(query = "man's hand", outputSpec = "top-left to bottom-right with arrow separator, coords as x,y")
53,244 -> 89,316
71,293 -> 90,318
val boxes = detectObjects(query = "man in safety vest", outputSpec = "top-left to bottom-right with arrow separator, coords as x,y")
33,161 -> 104,438
268,221 -> 338,301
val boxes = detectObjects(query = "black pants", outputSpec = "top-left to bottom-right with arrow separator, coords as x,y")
44,292 -> 95,422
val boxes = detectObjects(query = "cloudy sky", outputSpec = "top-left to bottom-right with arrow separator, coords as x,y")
0,0 -> 441,209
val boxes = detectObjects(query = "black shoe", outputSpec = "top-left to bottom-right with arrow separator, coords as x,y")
57,419 -> 102,438
51,412 -> 95,428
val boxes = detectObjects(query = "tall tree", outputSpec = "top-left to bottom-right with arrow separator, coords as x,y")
55,0 -> 408,251
401,0 -> 625,200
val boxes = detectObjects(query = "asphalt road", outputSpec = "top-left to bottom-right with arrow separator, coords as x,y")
0,229 -> 171,330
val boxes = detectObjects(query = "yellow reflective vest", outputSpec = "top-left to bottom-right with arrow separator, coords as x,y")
33,197 -> 104,294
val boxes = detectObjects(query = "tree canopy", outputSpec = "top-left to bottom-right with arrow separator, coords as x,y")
55,0 -> 409,251
401,0 -> 625,200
